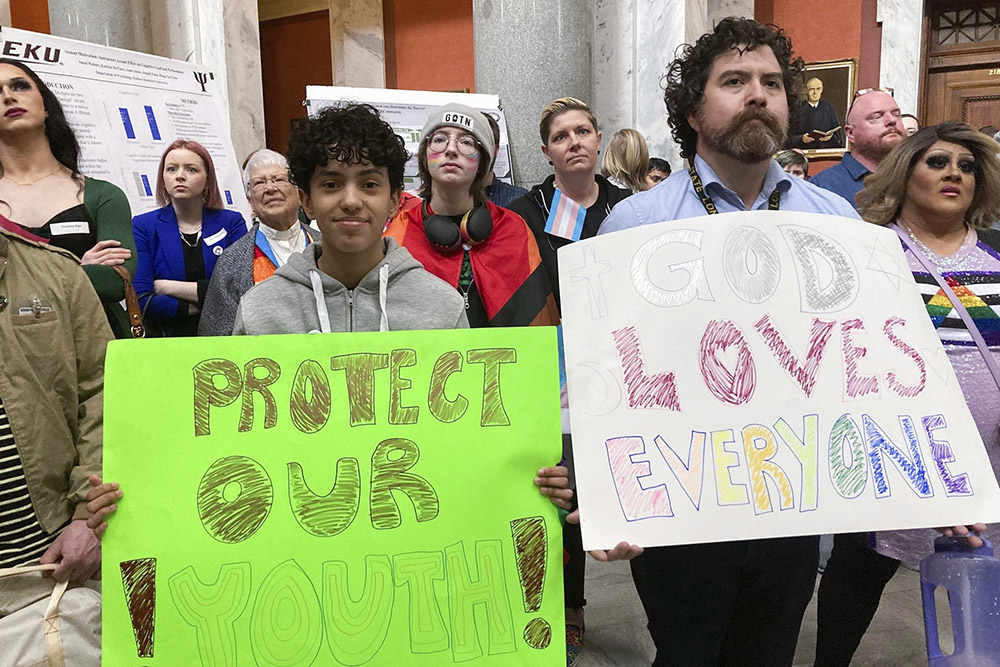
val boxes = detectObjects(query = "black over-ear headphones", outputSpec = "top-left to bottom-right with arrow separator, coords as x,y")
422,199 -> 493,254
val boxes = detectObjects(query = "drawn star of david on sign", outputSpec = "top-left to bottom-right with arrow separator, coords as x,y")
864,236 -> 907,290
571,245 -> 612,319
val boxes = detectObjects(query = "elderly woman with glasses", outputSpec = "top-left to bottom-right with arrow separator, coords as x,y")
814,121 -> 1000,667
198,148 -> 319,336
385,103 -> 557,327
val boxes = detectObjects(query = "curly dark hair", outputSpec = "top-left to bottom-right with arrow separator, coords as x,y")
0,58 -> 81,179
287,103 -> 409,194
663,17 -> 803,160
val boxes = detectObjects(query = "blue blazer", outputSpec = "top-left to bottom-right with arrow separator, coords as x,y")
132,205 -> 247,324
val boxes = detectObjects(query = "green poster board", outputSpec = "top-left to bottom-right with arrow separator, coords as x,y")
102,328 -> 564,666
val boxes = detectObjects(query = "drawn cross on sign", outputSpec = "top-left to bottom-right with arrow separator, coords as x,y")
570,245 -> 612,319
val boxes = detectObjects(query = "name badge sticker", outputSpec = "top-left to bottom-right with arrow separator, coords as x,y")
203,228 -> 227,246
49,221 -> 90,235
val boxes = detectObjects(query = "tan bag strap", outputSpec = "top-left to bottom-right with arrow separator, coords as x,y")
0,563 -> 58,578
0,564 -> 67,667
112,265 -> 146,338
43,580 -> 67,667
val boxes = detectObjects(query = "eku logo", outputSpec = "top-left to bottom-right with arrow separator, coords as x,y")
1,40 -> 61,64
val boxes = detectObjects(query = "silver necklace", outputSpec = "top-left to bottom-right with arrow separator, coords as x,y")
180,229 -> 202,248
897,219 -> 973,271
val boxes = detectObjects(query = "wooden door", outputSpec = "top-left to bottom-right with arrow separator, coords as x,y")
922,1 -> 1000,128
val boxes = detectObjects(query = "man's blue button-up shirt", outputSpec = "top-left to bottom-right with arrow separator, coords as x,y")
598,154 -> 860,236
808,152 -> 870,211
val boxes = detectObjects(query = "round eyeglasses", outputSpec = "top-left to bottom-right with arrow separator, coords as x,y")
428,132 -> 480,157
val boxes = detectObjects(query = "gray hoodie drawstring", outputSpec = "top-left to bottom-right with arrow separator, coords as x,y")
309,270 -> 332,333
379,263 -> 389,331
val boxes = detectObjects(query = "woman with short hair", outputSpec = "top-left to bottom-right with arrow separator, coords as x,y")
507,97 -> 632,666
508,98 -> 631,311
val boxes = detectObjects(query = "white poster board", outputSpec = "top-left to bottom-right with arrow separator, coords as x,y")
0,27 -> 250,220
560,211 -> 1000,550
306,86 -> 514,190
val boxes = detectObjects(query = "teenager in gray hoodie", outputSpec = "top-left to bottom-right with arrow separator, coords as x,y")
232,104 -> 468,335
86,104 -> 575,558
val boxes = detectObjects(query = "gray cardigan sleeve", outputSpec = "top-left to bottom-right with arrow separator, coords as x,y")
198,232 -> 255,336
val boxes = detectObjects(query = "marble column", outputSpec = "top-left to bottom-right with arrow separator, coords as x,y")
473,0 -> 592,187
707,0 -> 755,34
634,0 -> 687,170
593,0 -> 753,174
0,2 -> 14,27
877,0 -> 922,117
329,0 -> 385,88
148,0 -> 196,61
592,0 -> 635,154
47,0 -> 152,51
147,0 -> 265,162
219,0 -> 266,161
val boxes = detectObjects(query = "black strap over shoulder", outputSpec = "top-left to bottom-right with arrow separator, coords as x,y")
688,165 -> 780,215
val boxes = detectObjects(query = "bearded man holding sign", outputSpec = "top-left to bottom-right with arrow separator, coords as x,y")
560,17 -> 1000,667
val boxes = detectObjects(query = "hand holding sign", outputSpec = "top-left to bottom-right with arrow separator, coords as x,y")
559,211 -> 1000,550
102,328 -> 565,666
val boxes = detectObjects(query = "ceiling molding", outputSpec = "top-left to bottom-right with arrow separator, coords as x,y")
258,0 -> 328,22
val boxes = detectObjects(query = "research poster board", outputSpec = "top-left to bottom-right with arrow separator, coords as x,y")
0,27 -> 251,220
102,328 -> 564,666
559,211 -> 1000,550
307,86 -> 514,191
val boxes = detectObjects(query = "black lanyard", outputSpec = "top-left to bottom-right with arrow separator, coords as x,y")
688,165 -> 781,215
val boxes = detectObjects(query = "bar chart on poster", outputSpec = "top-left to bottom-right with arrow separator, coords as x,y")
0,27 -> 251,220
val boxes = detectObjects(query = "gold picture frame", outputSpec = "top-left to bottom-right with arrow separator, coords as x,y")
784,58 -> 859,159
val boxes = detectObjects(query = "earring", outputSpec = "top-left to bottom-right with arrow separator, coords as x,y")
548,160 -> 553,166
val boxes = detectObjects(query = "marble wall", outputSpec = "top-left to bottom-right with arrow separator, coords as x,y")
37,0 -> 926,180
877,0 -> 922,117
592,0 -> 754,172
329,0 -> 385,87
635,0 -> 687,169
707,0 -> 755,33
47,0 -> 152,51
592,0 -> 634,146
223,0 -> 266,161
474,0 -> 593,187
149,0 -> 197,62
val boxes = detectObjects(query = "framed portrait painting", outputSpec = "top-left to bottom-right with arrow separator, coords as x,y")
784,58 -> 858,158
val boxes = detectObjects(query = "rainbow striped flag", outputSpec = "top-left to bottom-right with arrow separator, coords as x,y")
544,188 -> 586,242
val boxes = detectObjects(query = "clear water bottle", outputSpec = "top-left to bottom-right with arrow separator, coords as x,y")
920,536 -> 1000,666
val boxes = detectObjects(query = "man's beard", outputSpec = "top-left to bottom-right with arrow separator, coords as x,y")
700,106 -> 787,163
852,128 -> 904,163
